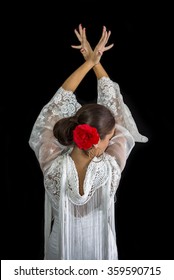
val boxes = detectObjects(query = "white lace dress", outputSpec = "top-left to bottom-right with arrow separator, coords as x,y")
29,77 -> 148,260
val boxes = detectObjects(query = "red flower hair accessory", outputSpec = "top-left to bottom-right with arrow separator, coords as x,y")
73,124 -> 99,150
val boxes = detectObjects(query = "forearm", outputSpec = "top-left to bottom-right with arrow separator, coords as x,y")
62,60 -> 95,92
93,63 -> 109,79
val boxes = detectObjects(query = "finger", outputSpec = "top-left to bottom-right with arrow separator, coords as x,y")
103,28 -> 110,44
98,26 -> 109,47
74,29 -> 82,42
105,30 -> 112,44
82,27 -> 86,43
101,29 -> 112,48
71,45 -> 82,49
79,23 -> 83,36
98,25 -> 107,44
102,26 -> 107,39
104,43 -> 114,51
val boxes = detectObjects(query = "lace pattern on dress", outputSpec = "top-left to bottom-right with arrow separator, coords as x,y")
44,153 -> 121,208
29,87 -> 81,172
41,87 -> 81,122
66,154 -> 110,205
108,156 -> 121,199
97,77 -> 148,143
44,156 -> 64,208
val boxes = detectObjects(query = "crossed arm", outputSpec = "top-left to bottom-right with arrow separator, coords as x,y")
62,24 -> 114,92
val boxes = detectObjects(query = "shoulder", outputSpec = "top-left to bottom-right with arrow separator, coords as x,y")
44,154 -> 66,177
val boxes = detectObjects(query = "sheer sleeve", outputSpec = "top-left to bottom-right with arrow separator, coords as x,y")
106,124 -> 135,171
29,87 -> 81,173
97,77 -> 148,143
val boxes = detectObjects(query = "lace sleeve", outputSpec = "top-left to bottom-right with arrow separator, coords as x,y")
106,124 -> 135,171
29,87 -> 81,172
97,77 -> 148,143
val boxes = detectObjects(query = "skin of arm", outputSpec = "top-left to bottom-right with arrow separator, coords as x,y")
62,60 -> 95,92
93,63 -> 109,79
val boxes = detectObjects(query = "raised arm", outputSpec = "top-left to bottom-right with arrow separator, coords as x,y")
71,24 -> 113,80
63,25 -> 112,92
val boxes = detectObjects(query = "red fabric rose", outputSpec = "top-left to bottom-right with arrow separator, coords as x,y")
73,124 -> 99,150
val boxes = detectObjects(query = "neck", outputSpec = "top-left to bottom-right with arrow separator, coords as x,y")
70,146 -> 94,168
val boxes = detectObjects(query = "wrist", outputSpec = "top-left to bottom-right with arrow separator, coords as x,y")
93,62 -> 101,69
85,59 -> 95,69
92,63 -> 109,79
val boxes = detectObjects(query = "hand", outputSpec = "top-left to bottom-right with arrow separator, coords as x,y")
71,24 -> 114,65
71,23 -> 93,61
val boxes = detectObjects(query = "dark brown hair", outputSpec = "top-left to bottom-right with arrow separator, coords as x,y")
53,103 -> 115,146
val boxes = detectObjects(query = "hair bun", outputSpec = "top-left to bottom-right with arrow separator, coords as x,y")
70,116 -> 79,124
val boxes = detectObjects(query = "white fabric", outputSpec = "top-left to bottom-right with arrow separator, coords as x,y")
29,77 -> 148,260
97,77 -> 148,143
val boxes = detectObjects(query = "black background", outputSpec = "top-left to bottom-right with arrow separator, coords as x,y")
4,2 -> 174,260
